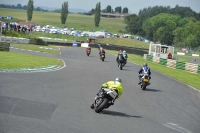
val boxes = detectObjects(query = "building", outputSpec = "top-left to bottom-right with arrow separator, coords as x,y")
100,13 -> 129,18
18,20 -> 36,27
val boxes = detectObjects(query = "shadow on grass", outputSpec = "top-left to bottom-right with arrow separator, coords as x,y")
101,110 -> 143,118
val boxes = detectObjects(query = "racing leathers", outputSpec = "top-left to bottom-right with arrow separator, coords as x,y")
138,66 -> 151,84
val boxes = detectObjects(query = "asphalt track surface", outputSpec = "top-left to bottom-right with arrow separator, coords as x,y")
0,47 -> 200,133
174,55 -> 200,64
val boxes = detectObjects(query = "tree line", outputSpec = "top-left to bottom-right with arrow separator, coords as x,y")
124,5 -> 200,50
0,3 -> 49,12
88,5 -> 128,15
1,1 -> 200,49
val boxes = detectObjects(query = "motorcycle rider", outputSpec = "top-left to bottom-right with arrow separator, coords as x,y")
122,50 -> 128,64
138,62 -> 151,84
116,50 -> 126,66
99,47 -> 106,59
86,45 -> 91,53
90,77 -> 124,109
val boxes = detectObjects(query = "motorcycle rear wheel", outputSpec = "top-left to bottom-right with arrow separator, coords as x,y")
95,98 -> 109,113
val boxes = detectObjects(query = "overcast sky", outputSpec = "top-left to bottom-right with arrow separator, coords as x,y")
1,0 -> 200,14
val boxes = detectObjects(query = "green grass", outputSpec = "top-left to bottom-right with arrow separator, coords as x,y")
176,57 -> 190,62
0,51 -> 62,69
0,8 -> 150,48
105,49 -> 200,90
0,8 -> 126,33
12,44 -> 60,54
97,38 -> 149,49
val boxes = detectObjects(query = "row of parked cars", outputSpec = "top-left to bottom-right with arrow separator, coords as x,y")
32,25 -> 114,38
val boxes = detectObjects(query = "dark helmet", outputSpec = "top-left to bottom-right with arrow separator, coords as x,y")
143,62 -> 148,66
115,77 -> 122,83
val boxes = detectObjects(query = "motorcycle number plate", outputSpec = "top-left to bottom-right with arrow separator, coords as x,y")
107,91 -> 118,99
143,78 -> 148,82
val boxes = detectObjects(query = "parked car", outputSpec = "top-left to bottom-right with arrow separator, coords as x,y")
81,33 -> 89,37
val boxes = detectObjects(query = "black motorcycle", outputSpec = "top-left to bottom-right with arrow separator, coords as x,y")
92,88 -> 118,113
139,73 -> 150,90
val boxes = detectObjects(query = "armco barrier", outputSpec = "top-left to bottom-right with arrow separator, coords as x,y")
3,36 -> 148,56
94,43 -> 148,56
144,54 -> 200,74
0,41 -> 10,51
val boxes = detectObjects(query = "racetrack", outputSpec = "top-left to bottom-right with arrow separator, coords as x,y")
0,47 -> 200,133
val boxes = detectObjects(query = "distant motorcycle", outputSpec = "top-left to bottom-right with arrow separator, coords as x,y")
139,73 -> 150,90
92,88 -> 118,113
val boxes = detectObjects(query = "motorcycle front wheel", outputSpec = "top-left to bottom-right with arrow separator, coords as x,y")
120,63 -> 123,70
95,98 -> 109,113
141,82 -> 147,90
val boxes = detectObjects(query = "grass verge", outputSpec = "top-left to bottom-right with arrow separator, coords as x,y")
12,44 -> 60,54
0,51 -> 62,69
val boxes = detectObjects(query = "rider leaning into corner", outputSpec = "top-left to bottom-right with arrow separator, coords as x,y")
90,77 -> 124,109
138,62 -> 151,84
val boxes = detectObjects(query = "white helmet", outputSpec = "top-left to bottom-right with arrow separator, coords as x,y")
115,77 -> 122,83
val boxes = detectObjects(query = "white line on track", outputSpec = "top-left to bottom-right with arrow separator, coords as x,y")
10,99 -> 22,116
163,123 -> 192,133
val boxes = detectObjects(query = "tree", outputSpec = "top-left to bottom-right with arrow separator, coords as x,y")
94,2 -> 101,27
142,13 -> 180,44
89,8 -> 95,14
115,6 -> 122,13
124,14 -> 142,34
17,4 -> 22,9
23,5 -> 27,10
173,21 -> 200,49
106,5 -> 112,13
122,7 -> 128,13
60,1 -> 68,24
27,0 -> 34,21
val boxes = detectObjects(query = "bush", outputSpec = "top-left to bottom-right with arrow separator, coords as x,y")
30,38 -> 47,46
